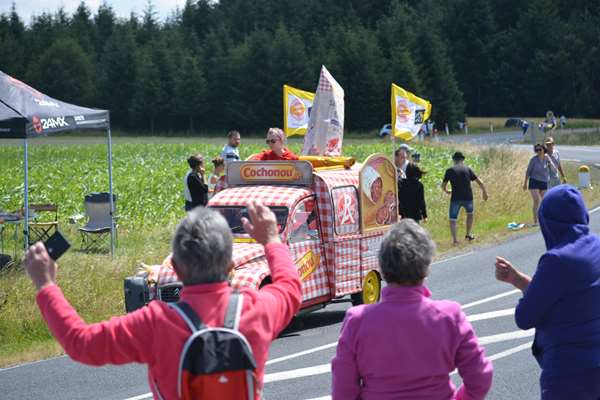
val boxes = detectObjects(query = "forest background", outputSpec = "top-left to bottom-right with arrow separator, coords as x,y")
1,0 -> 599,134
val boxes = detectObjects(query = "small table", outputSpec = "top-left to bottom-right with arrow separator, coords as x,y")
0,213 -> 25,265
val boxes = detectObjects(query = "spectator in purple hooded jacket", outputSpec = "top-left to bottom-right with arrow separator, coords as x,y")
495,185 -> 600,399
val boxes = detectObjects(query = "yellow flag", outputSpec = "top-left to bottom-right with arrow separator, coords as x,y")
283,85 -> 315,136
391,83 -> 432,140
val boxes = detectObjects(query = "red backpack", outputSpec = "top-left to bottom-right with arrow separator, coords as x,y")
168,290 -> 257,399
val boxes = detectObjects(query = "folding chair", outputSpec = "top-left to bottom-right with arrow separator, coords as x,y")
28,204 -> 59,245
74,193 -> 117,253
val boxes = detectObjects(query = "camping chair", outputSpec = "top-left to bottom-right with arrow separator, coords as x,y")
72,192 -> 117,253
28,203 -> 59,245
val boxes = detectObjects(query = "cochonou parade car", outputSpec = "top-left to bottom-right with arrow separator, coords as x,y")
124,154 -> 398,313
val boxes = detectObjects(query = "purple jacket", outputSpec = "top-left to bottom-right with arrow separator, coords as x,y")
332,285 -> 493,400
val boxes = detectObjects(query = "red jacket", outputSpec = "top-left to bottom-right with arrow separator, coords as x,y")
36,243 -> 302,399
255,149 -> 299,161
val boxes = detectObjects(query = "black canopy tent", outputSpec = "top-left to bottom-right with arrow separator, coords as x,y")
0,70 -> 116,256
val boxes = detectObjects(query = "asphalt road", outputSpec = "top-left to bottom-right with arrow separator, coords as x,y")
2,133 -> 600,399
3,209 -> 600,400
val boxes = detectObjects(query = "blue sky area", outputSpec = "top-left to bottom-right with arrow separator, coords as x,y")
0,0 -> 186,23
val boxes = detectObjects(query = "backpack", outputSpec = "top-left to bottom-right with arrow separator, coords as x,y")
168,290 -> 257,400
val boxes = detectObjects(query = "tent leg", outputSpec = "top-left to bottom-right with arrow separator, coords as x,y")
24,138 -> 29,252
107,127 -> 115,258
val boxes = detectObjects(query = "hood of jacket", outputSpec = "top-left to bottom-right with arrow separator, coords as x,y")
538,184 -> 589,250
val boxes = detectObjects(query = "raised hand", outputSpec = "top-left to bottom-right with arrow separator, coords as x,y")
24,242 -> 57,291
241,200 -> 281,246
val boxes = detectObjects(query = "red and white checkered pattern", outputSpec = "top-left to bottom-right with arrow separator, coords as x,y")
209,185 -> 312,208
230,258 -> 269,290
317,68 -> 333,92
289,240 -> 330,302
313,168 -> 361,295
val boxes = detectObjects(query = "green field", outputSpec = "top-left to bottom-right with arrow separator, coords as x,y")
1,135 -> 600,367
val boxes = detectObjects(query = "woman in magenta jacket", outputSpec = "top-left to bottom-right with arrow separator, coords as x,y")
332,219 -> 493,399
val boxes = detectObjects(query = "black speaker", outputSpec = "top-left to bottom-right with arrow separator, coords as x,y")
124,276 -> 150,312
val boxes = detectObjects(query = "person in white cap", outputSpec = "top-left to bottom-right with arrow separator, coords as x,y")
394,144 -> 411,180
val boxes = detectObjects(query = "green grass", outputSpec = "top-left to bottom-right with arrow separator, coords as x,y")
2,136 -> 600,367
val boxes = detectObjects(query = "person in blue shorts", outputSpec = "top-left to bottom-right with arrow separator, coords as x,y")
442,152 -> 488,245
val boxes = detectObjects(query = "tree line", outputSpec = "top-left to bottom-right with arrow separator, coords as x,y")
1,0 -> 599,134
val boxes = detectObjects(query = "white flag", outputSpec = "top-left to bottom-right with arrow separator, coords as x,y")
302,66 -> 345,156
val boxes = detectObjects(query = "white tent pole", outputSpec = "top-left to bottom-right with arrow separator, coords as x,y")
107,126 -> 115,257
23,137 -> 29,252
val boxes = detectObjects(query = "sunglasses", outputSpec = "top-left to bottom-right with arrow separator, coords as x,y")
266,139 -> 278,144
535,148 -> 543,152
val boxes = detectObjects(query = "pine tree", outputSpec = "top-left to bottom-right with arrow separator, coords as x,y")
25,38 -> 96,105
175,54 -> 207,133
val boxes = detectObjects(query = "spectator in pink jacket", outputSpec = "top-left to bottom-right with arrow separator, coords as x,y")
332,219 -> 493,400
24,201 -> 302,400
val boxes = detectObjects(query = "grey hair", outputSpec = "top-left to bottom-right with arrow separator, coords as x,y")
172,207 -> 233,285
378,219 -> 436,285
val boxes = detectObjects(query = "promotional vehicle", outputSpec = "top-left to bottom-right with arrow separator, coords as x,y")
124,154 -> 398,313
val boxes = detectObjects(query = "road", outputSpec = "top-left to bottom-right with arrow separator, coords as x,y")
4,208 -> 600,399
2,133 -> 600,399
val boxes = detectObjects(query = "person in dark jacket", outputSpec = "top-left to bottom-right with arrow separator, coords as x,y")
183,154 -> 208,211
398,162 -> 427,223
495,185 -> 600,399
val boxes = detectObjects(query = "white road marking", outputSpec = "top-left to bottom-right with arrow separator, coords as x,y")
0,355 -> 67,372
462,289 -> 520,310
467,308 -> 515,322
487,341 -> 533,361
432,251 -> 474,265
265,363 -> 330,383
267,342 -> 338,365
590,205 -> 600,214
123,394 -> 152,400
478,329 -> 534,345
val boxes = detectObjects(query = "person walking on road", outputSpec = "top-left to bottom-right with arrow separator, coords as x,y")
442,151 -> 488,245
24,202 -> 302,400
544,137 -> 566,188
524,144 -> 557,226
495,185 -> 600,400
332,219 -> 493,399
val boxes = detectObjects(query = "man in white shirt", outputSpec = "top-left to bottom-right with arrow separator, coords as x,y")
220,130 -> 241,164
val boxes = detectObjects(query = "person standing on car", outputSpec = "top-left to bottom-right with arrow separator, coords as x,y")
255,127 -> 299,161
23,202 -> 302,400
442,152 -> 488,245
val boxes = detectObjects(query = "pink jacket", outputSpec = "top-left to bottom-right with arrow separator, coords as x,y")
36,243 -> 302,399
332,285 -> 492,400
